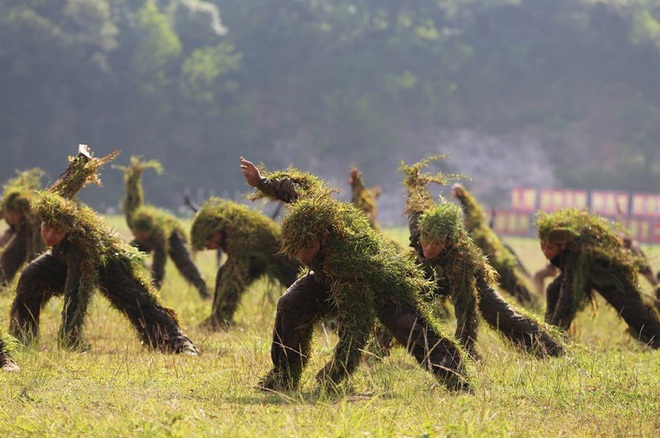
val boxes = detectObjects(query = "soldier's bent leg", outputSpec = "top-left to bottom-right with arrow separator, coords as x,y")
498,267 -> 533,305
9,253 -> 67,344
168,231 -> 209,299
377,301 -> 469,391
99,262 -> 196,354
478,279 -> 564,357
0,229 -> 29,287
596,283 -> 660,349
259,272 -> 331,391
203,263 -> 256,329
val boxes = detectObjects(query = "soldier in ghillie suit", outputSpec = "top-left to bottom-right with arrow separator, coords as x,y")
239,156 -> 469,392
0,328 -> 19,372
348,166 -> 381,231
536,208 -> 660,348
117,157 -> 209,299
533,220 -> 660,300
401,156 -> 564,359
0,168 -> 46,288
190,197 -> 300,330
451,183 -> 537,307
9,147 -> 197,354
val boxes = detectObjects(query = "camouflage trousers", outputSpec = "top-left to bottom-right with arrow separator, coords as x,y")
261,271 -> 466,391
546,273 -> 660,349
9,252 -> 196,353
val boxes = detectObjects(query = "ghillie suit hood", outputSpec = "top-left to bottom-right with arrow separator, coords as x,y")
130,205 -> 186,252
114,156 -> 163,224
191,197 -> 283,255
536,208 -> 640,313
349,167 -> 381,230
1,168 -> 45,224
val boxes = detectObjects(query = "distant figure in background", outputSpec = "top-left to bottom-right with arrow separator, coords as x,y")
184,193 -> 223,266
184,193 -> 284,267
532,229 -> 659,302
536,208 -> 659,348
348,166 -> 381,230
10,146 -> 197,354
451,183 -> 538,306
401,156 -> 563,359
117,157 -> 209,299
0,168 -> 46,288
190,197 -> 300,330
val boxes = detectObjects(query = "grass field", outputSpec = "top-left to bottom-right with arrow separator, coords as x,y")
1,217 -> 658,437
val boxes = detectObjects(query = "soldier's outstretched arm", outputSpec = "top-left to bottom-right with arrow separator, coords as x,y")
239,156 -> 299,203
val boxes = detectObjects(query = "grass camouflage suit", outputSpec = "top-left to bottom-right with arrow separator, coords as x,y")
190,197 -> 300,330
117,156 -> 209,299
348,166 -> 381,231
451,183 -> 537,306
0,168 -> 46,288
9,147 -> 197,354
239,157 -> 469,392
401,156 -> 564,359
536,208 -> 660,348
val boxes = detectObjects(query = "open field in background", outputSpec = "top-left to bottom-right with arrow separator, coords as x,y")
1,217 -> 658,437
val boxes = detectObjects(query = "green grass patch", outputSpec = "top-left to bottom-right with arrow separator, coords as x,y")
1,218 -> 658,437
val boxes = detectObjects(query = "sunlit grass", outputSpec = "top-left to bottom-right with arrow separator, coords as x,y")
1,218 -> 658,437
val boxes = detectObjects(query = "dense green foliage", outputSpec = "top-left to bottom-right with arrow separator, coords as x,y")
1,0 -> 659,208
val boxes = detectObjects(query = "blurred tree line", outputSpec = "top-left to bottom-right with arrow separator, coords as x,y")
0,0 -> 659,210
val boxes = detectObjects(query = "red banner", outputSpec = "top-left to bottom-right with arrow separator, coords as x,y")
631,192 -> 660,217
590,190 -> 629,216
491,211 -> 532,236
654,220 -> 660,244
624,218 -> 654,243
511,187 -> 537,213
538,189 -> 588,212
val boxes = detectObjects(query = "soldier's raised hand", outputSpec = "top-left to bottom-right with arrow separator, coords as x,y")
240,156 -> 262,187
